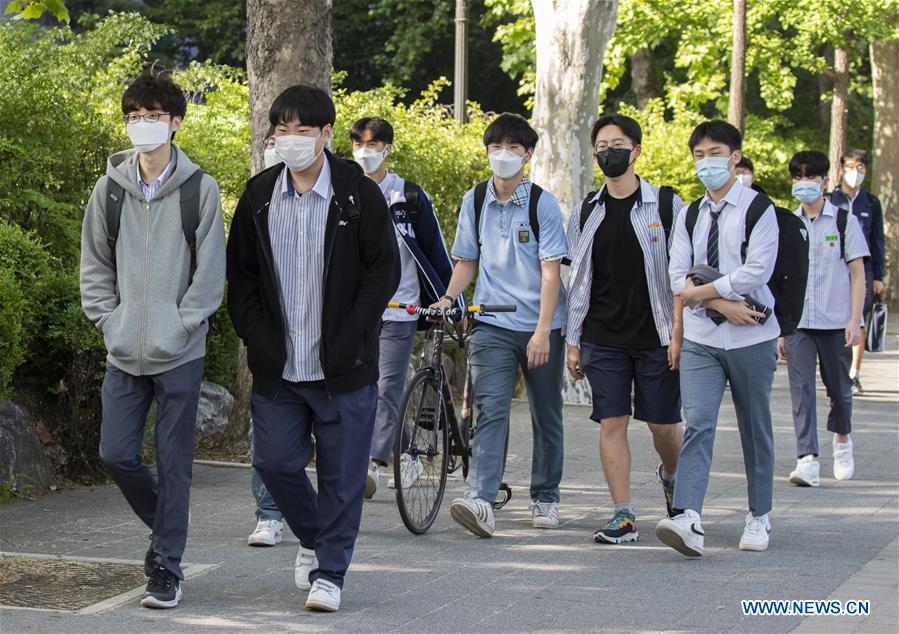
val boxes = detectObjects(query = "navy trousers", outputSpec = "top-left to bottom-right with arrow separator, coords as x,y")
99,358 -> 204,580
251,381 -> 377,589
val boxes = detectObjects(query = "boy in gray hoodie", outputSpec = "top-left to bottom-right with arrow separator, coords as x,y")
79,69 -> 225,609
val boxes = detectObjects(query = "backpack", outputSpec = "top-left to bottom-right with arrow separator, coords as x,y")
105,169 -> 204,285
403,179 -> 421,226
684,192 -> 817,336
578,184 -> 676,239
472,180 -> 544,245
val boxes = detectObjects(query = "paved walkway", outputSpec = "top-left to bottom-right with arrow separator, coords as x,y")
2,334 -> 897,632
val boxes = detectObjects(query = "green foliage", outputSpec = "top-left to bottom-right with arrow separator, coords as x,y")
333,78 -> 491,237
204,299 -> 240,391
4,0 -> 70,22
0,271 -> 24,397
0,222 -> 52,353
483,0 -> 535,106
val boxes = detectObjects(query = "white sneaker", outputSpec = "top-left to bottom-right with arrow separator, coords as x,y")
450,497 -> 495,537
364,462 -> 379,499
789,455 -> 820,487
304,578 -> 341,612
531,501 -> 559,528
294,546 -> 318,591
398,453 -> 424,489
739,513 -> 771,551
247,518 -> 284,546
655,509 -> 704,557
833,436 -> 854,480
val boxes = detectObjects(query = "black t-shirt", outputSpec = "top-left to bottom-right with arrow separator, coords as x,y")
581,188 -> 662,350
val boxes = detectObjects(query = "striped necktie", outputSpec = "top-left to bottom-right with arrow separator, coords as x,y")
707,200 -> 726,270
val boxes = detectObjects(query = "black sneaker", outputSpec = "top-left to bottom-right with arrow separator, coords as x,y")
851,377 -> 863,395
656,463 -> 676,518
593,510 -> 639,544
140,566 -> 182,609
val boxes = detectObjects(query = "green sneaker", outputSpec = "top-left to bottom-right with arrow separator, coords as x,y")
593,510 -> 639,544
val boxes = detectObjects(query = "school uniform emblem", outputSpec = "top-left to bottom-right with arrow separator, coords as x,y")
799,228 -> 808,241
518,228 -> 530,243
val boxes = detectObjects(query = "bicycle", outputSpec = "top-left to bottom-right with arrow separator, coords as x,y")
389,301 -> 517,535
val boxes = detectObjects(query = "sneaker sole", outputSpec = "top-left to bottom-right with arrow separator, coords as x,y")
739,540 -> 770,552
305,599 -> 339,612
532,519 -> 559,529
789,474 -> 819,487
140,587 -> 182,609
247,534 -> 282,547
450,504 -> 494,538
834,472 -> 854,481
655,523 -> 703,557
593,531 -> 639,544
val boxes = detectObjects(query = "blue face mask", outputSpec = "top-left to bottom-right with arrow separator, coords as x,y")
695,155 -> 734,191
792,180 -> 822,204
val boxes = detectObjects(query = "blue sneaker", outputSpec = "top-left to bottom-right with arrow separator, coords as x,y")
593,510 -> 639,544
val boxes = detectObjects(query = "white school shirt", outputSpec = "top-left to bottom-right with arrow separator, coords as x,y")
668,180 -> 781,349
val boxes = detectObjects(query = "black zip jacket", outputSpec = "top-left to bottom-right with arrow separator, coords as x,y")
226,150 -> 400,398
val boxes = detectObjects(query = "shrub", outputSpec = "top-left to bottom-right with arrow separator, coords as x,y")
0,270 -> 24,397
0,222 -> 52,352
204,298 -> 240,391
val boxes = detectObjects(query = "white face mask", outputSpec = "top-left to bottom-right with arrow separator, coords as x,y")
127,120 -> 171,153
735,173 -> 753,187
353,147 -> 386,174
275,133 -> 323,172
488,149 -> 525,180
843,169 -> 865,188
263,147 -> 281,170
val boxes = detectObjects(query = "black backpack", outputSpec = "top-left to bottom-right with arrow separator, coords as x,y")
402,179 -> 421,226
684,192 -> 822,336
472,180 -> 544,245
105,169 -> 204,285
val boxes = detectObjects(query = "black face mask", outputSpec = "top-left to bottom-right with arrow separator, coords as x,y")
595,147 -> 633,178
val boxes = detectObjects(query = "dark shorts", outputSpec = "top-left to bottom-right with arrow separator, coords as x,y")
580,342 -> 682,424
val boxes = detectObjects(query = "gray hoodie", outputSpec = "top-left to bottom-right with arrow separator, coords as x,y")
80,146 -> 226,376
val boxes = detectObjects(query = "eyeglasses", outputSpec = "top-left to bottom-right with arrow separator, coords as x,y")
124,113 -> 170,124
594,141 -> 632,153
263,136 -> 276,150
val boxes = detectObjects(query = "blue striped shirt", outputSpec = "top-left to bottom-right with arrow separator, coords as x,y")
268,163 -> 332,382
796,199 -> 869,330
136,158 -> 174,200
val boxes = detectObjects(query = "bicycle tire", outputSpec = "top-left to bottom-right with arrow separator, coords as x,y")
394,369 -> 449,534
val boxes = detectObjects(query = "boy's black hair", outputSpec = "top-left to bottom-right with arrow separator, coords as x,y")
789,150 -> 829,179
269,85 -> 336,129
736,156 -> 754,172
590,114 -> 642,146
840,148 -> 869,167
483,113 -> 539,150
349,117 -> 394,145
121,68 -> 187,119
688,119 -> 742,153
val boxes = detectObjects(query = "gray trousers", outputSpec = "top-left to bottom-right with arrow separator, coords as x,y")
784,329 -> 852,458
674,339 -> 777,517
99,358 -> 204,580
369,319 -> 418,465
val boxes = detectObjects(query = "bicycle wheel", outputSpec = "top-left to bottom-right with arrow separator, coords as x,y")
394,369 -> 449,534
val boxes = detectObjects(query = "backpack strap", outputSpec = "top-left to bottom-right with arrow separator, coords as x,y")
836,206 -> 848,261
403,179 -> 420,226
579,191 -> 597,232
685,198 -> 702,263
105,177 -> 125,268
740,192 -> 774,263
473,180 -> 489,249
179,169 -> 204,285
344,187 -> 362,224
658,185 -> 675,243
528,184 -> 543,242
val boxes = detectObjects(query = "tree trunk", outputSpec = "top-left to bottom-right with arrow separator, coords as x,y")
530,0 -> 618,217
630,47 -> 659,109
828,45 -> 850,188
225,0 -> 333,444
871,39 -> 899,307
727,0 -> 746,132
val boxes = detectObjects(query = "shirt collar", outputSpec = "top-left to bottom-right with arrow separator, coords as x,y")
797,198 -> 837,218
137,157 -> 174,189
590,176 -> 649,206
487,176 -> 531,207
281,157 -> 332,200
700,179 -> 744,214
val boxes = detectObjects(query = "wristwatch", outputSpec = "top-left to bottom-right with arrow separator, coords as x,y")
439,294 -> 456,304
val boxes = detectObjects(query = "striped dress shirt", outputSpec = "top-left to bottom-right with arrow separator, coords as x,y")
268,163 -> 332,382
137,159 -> 174,200
566,178 -> 684,348
796,199 -> 869,330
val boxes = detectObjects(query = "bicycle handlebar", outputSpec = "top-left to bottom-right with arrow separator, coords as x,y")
387,302 -> 517,316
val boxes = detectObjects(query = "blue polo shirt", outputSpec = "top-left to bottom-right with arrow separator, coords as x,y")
452,178 -> 567,332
